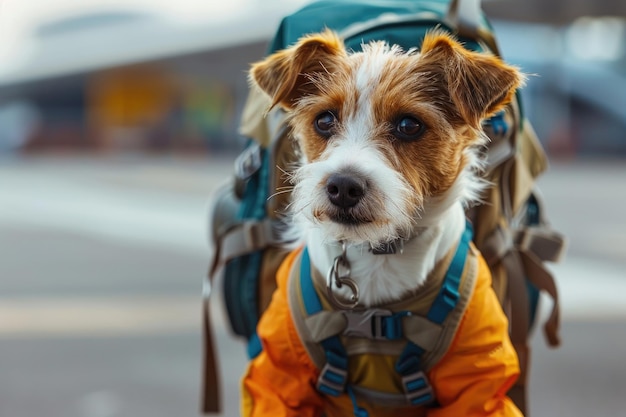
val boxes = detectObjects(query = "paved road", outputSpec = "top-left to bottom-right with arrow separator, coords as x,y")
0,154 -> 625,417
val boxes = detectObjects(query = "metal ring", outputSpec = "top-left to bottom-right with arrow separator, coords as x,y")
326,242 -> 359,310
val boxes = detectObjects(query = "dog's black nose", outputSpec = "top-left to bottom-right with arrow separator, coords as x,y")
326,174 -> 365,208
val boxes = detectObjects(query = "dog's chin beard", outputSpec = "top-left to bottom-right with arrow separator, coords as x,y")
314,212 -> 414,247
328,209 -> 373,227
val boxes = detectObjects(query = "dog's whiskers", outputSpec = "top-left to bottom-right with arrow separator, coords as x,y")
267,188 -> 295,202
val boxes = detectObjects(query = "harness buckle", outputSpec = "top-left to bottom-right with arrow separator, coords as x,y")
401,371 -> 435,406
316,362 -> 348,397
343,309 -> 391,340
343,309 -> 409,340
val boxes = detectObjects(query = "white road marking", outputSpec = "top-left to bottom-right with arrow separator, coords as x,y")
0,296 -> 202,338
0,170 -> 212,256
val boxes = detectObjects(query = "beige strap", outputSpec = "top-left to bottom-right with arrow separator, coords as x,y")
304,311 -> 348,343
515,226 -> 566,264
287,252 -> 327,368
403,315 -> 444,352
209,219 -> 277,279
479,224 -> 513,268
304,310 -> 445,352
479,219 -> 564,348
519,251 -> 561,347
481,224 -> 566,267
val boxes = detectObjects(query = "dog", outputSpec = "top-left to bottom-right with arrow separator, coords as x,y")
241,29 -> 524,417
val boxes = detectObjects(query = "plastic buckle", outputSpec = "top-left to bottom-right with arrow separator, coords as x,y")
343,309 -> 393,340
316,362 -> 348,397
401,371 -> 435,406
235,143 -> 262,181
441,283 -> 459,310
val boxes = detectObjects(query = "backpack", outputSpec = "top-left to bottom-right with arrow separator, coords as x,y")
202,0 -> 566,414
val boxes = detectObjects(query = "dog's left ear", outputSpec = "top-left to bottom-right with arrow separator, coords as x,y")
250,29 -> 347,111
420,31 -> 524,127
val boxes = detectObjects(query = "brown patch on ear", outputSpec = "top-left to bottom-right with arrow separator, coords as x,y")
249,29 -> 346,110
420,30 -> 524,127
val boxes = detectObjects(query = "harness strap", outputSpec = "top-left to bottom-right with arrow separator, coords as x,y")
298,222 -> 474,408
427,224 -> 472,323
301,248 -> 350,396
396,222 -> 473,406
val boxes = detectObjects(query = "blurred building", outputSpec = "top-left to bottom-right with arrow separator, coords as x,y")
0,0 -> 624,155
0,7 -> 278,153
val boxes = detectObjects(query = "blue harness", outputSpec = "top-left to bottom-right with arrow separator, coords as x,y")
299,223 -> 473,415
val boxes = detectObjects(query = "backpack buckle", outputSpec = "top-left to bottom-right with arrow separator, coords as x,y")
235,142 -> 262,181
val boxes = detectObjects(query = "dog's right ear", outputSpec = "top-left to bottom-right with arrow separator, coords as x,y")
419,30 -> 524,128
250,29 -> 346,111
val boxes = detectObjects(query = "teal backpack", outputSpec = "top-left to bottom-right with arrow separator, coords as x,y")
203,0 -> 566,414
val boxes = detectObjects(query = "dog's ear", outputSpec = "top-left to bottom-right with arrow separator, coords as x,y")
250,29 -> 346,110
420,31 -> 524,127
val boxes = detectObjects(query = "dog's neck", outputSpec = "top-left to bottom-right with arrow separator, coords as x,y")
305,201 -> 467,308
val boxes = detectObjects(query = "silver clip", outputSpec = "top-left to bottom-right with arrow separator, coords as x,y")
326,241 -> 360,310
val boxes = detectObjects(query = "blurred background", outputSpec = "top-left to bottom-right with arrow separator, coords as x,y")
0,0 -> 625,416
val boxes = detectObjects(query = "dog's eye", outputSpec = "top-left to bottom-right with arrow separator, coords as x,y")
395,116 -> 425,141
314,111 -> 336,137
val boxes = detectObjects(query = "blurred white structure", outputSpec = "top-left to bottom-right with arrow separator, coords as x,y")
0,0 -> 623,154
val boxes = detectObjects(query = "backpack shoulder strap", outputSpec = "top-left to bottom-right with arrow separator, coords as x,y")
446,0 -> 501,56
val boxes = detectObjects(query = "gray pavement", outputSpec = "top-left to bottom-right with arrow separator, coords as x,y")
0,154 -> 625,417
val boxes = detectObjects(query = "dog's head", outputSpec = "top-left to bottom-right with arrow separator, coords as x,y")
250,30 -> 523,247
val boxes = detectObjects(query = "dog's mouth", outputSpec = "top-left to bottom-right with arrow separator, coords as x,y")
327,208 -> 374,226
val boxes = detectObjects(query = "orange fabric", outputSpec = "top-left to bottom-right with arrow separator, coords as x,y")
241,249 -> 522,417
241,249 -> 322,417
426,254 -> 522,417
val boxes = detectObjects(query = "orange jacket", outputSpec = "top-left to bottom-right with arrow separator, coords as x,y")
242,249 -> 522,417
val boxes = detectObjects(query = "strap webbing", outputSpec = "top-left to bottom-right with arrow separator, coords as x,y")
301,248 -> 349,396
427,223 -> 473,324
396,221 -> 473,406
300,248 -> 323,315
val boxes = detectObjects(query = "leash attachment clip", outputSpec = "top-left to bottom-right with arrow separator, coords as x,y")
326,241 -> 360,310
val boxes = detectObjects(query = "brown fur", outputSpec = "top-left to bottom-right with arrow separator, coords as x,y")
250,29 -> 523,212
